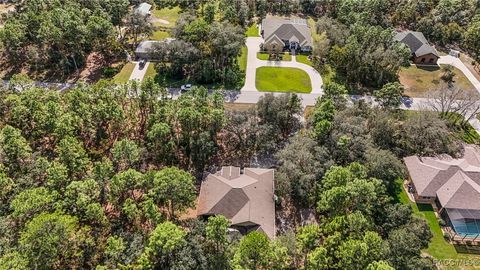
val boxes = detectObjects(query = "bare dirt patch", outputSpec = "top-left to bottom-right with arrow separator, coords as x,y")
151,18 -> 170,25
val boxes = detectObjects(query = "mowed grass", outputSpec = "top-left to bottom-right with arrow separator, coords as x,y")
144,63 -> 157,80
150,30 -> 170,40
395,179 -> 480,269
257,52 -> 291,61
307,17 -> 321,43
257,52 -> 269,60
151,6 -> 180,28
245,24 -> 259,37
238,46 -> 248,72
399,64 -> 476,97
256,67 -> 312,93
296,55 -> 312,66
113,63 -> 135,84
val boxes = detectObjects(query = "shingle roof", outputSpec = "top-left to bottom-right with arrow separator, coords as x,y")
404,145 -> 480,210
135,3 -> 152,16
436,172 -> 480,210
197,166 -> 275,239
394,31 -> 439,58
135,39 -> 175,54
262,17 -> 312,47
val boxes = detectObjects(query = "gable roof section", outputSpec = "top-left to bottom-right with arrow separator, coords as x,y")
394,31 -> 439,58
262,17 -> 312,47
135,39 -> 175,54
437,171 -> 480,210
197,166 -> 275,239
404,145 -> 480,211
135,3 -> 152,16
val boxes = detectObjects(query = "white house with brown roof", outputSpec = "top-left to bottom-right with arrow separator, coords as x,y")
404,145 -> 480,238
197,166 -> 275,239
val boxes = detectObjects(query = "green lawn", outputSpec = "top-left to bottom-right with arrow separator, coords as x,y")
150,30 -> 170,40
256,67 -> 312,93
296,55 -> 312,66
283,53 -> 292,61
145,63 -> 157,80
257,52 -> 291,61
151,6 -> 180,28
245,24 -> 259,37
113,63 -> 135,84
399,64 -> 476,98
395,180 -> 480,269
257,52 -> 269,60
238,46 -> 247,72
307,17 -> 322,43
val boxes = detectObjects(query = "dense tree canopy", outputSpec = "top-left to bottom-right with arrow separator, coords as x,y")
0,0 -> 126,75
1,0 -> 477,268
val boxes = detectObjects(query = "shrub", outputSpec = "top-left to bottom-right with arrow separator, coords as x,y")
103,67 -> 119,78
438,218 -> 446,227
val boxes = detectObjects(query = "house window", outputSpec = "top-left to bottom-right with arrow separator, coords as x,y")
429,58 -> 434,63
421,58 -> 425,63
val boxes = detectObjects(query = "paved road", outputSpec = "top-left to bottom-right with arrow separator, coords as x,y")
231,90 -> 321,107
241,37 -> 323,94
439,55 -> 480,93
129,61 -> 150,82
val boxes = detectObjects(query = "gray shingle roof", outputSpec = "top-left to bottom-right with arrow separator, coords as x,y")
197,166 -> 275,239
404,145 -> 480,210
135,39 -> 175,54
135,3 -> 152,16
394,31 -> 439,58
262,17 -> 312,47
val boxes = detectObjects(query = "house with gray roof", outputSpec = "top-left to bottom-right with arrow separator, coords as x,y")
135,38 -> 175,60
197,166 -> 275,239
394,31 -> 439,65
261,17 -> 312,54
135,2 -> 152,17
404,145 -> 480,239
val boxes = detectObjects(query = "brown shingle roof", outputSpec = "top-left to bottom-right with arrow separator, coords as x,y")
197,166 -> 275,239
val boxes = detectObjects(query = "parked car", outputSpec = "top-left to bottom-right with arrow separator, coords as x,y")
139,59 -> 146,69
180,84 -> 192,92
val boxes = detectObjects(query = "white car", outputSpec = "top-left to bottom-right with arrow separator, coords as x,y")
180,84 -> 192,92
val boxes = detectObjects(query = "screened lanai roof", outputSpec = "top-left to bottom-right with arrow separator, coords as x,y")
446,208 -> 480,237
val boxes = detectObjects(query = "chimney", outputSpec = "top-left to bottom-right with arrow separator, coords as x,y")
220,166 -> 241,180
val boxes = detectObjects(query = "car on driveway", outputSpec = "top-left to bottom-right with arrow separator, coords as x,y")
139,59 -> 146,69
180,84 -> 192,92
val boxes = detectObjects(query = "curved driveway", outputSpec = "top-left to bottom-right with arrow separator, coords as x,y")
241,37 -> 323,94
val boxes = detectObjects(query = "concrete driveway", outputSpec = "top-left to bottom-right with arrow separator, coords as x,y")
438,55 -> 480,93
241,37 -> 323,94
129,61 -> 150,82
